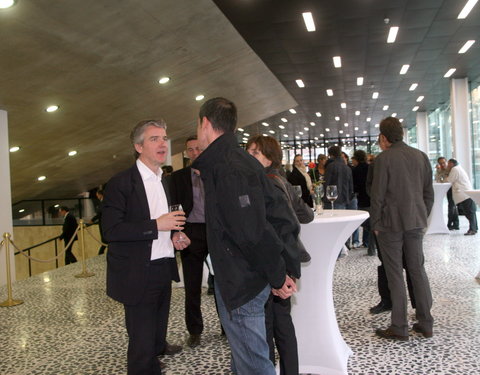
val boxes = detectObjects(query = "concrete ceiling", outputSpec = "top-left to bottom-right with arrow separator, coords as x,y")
1,0 -> 296,202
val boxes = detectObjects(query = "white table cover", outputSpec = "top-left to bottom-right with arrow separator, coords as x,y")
426,182 -> 451,235
291,209 -> 369,375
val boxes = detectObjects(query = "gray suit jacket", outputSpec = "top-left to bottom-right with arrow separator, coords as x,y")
370,141 -> 434,232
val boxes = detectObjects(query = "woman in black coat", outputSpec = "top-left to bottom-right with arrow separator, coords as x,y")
288,154 -> 313,207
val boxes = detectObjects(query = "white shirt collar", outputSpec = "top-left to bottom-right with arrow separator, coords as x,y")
136,159 -> 163,181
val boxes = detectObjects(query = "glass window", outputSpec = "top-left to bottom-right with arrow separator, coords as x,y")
427,104 -> 452,167
471,82 -> 480,188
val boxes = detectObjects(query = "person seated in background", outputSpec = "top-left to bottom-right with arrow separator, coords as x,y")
246,134 -> 313,375
446,158 -> 477,235
288,154 -> 313,207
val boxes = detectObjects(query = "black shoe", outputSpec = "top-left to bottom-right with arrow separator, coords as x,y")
186,334 -> 201,348
449,226 -> 459,230
375,328 -> 408,341
369,301 -> 392,314
412,323 -> 433,338
464,230 -> 477,236
161,342 -> 182,355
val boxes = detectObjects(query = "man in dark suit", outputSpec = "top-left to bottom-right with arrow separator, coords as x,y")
169,135 -> 207,348
371,117 -> 434,341
102,119 -> 191,375
58,206 -> 78,265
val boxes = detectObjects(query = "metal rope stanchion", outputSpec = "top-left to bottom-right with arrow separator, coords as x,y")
74,219 -> 95,279
0,233 -> 23,307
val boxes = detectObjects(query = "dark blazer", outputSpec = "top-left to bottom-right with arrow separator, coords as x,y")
60,213 -> 78,242
287,166 -> 313,207
169,166 -> 194,217
102,164 -> 179,305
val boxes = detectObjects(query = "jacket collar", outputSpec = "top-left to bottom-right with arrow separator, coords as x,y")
192,132 -> 238,172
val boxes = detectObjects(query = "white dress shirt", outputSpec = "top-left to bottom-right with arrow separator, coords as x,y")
447,165 -> 472,204
136,159 -> 174,260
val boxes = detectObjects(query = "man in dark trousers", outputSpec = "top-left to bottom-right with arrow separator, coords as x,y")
169,135 -> 208,348
58,206 -> 78,265
193,97 -> 299,375
102,119 -> 190,375
371,116 -> 434,341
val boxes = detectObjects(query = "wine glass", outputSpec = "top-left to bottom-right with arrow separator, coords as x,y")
313,185 -> 324,216
293,185 -> 302,198
326,185 -> 338,214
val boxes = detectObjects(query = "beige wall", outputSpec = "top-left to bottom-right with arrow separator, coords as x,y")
12,224 -> 104,281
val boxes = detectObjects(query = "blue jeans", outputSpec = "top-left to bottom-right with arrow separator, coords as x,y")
215,282 -> 275,375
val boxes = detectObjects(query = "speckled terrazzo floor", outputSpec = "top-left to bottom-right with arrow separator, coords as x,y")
1,219 -> 479,375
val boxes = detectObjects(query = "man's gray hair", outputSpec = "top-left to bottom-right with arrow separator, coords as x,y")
130,119 -> 167,159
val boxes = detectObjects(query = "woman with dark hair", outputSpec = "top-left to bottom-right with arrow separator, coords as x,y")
246,135 -> 313,375
309,154 -> 327,183
288,154 -> 314,207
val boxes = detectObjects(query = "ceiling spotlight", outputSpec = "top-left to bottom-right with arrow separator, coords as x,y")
339,130 -> 344,134
383,105 -> 389,110
281,118 -> 288,122
372,92 -> 379,99
399,64 -> 410,75
158,77 -> 170,84
238,128 -> 244,132
326,89 -> 334,96
366,117 -> 372,122
375,123 -> 380,128
0,0 -> 15,9
355,111 -> 360,116
333,56 -> 342,68
37,176 -> 46,181
326,128 -> 330,132
269,130 -> 275,134
444,68 -> 456,78
458,0 -> 478,19
417,96 -> 424,102
243,133 -> 250,137
262,122 -> 269,127
9,146 -> 20,152
46,105 -> 59,112
195,95 -> 205,101
355,127 -> 359,131
459,40 -> 475,53
18,209 -> 25,213
391,113 -> 397,117
68,150 -> 77,156
310,122 -> 315,126
278,125 -> 285,129
344,123 -> 349,127
296,79 -> 305,87
412,106 -> 419,111
387,26 -> 399,43
289,109 -> 297,114
335,116 -> 340,121
316,112 -> 322,117
341,102 -> 347,109
357,77 -> 364,86
302,12 -> 316,32
409,83 -> 418,91
283,134 -> 288,138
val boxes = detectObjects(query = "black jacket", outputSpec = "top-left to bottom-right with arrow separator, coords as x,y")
352,162 -> 370,208
192,133 -> 298,311
102,164 -> 179,305
60,213 -> 78,242
323,157 -> 353,206
287,166 -> 313,207
169,166 -> 194,218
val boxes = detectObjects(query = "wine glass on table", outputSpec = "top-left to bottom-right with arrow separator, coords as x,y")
326,185 -> 338,215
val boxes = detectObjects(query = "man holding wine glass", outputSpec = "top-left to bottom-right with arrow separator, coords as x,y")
102,119 -> 191,374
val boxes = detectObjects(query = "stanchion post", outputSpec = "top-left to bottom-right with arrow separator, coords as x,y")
0,233 -> 23,307
74,220 -> 95,279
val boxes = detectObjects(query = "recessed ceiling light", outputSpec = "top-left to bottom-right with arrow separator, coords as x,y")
195,95 -> 205,101
37,176 -> 46,181
458,0 -> 478,19
366,117 -> 372,122
412,106 -> 419,111
9,146 -> 20,152
310,122 -> 315,126
459,40 -> 475,53
417,96 -> 424,102
315,112 -> 321,117
0,0 -> 15,9
387,26 -> 399,43
333,56 -> 342,68
372,92 -> 379,99
355,111 -> 360,116
383,105 -> 389,110
326,128 -> 330,132
238,128 -> 244,132
391,113 -> 397,117
341,102 -> 346,109
357,77 -> 364,86
299,132 -> 304,135
281,118 -> 288,123
346,134 -> 350,137
326,89 -> 334,96
68,150 -> 77,156
278,125 -> 285,129
283,134 -> 288,138
399,119 -> 404,123
262,122 -> 269,127
295,136 -> 300,139
344,123 -> 349,127
269,130 -> 275,134
262,134 -> 268,137
335,116 -> 340,121
339,130 -> 344,134
303,127 -> 309,131
296,79 -> 305,88
243,133 -> 250,137
363,130 -> 367,134
444,68 -> 456,78
355,127 -> 359,131
46,105 -> 59,112
302,12 -> 316,32
399,64 -> 410,75
158,77 -> 170,84
289,109 -> 297,114
18,208 -> 25,213
375,123 -> 380,128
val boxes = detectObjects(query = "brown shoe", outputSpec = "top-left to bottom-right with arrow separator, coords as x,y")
375,328 -> 409,341
412,323 -> 433,338
161,342 -> 183,355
